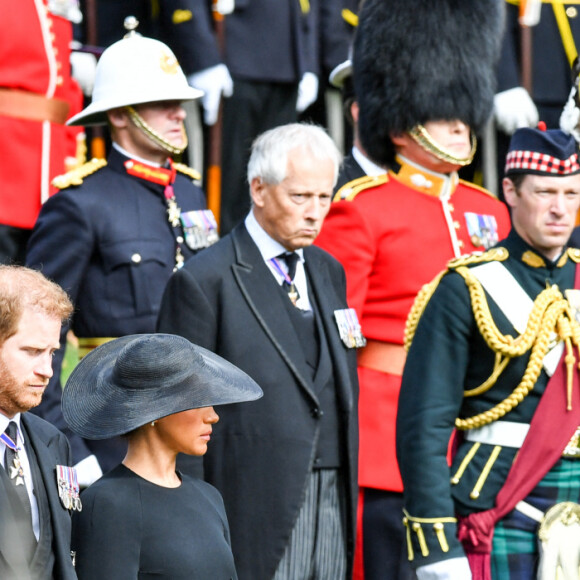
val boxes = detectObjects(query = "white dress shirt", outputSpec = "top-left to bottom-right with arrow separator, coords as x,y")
245,211 -> 312,311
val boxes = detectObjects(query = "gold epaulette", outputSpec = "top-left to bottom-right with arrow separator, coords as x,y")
568,247 -> 580,263
447,247 -> 509,270
333,174 -> 388,202
51,158 -> 107,190
402,509 -> 456,561
458,178 -> 502,200
173,163 -> 201,182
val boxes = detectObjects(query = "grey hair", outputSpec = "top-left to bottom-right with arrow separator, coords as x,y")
247,123 -> 342,188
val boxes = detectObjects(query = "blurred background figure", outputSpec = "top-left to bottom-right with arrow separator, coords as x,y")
0,0 -> 90,265
490,0 -> 580,195
63,333 -> 262,579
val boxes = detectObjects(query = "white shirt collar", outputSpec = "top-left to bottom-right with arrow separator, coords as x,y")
244,210 -> 304,263
352,146 -> 385,177
112,142 -> 164,167
0,412 -> 21,439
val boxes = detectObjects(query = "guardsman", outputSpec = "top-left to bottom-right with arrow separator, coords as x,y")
25,22 -> 216,487
314,1 -> 510,578
398,126 -> 580,579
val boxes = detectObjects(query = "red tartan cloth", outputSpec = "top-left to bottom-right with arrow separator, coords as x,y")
457,265 -> 580,580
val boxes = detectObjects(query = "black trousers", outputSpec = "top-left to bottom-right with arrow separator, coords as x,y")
219,80 -> 298,236
358,488 -> 416,580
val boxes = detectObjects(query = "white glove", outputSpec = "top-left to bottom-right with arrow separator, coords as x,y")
560,85 -> 580,143
416,557 -> 472,580
296,72 -> 319,113
188,64 -> 234,126
494,87 -> 539,135
70,51 -> 97,97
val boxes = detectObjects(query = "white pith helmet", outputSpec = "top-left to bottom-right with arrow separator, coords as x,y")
67,22 -> 203,126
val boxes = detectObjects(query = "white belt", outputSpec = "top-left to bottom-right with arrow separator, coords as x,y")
465,421 -> 530,448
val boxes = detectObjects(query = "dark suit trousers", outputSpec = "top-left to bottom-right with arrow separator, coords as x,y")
219,80 -> 298,235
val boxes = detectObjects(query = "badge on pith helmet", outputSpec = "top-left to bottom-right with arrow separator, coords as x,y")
353,0 -> 505,166
67,17 -> 202,127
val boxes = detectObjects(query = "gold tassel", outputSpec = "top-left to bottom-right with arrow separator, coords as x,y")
412,523 -> 429,557
565,337 -> 575,411
433,522 -> 449,553
403,517 -> 414,561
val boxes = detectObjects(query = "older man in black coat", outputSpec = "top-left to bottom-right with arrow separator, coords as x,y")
158,123 -> 360,580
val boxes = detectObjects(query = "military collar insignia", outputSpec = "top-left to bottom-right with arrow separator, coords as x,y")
392,155 -> 458,199
124,160 -> 173,186
521,249 -> 570,269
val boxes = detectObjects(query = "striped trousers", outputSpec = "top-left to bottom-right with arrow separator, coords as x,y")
273,469 -> 346,580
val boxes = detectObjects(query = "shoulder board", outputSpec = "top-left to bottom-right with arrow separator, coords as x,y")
51,158 -> 107,190
447,247 -> 509,270
173,163 -> 201,181
568,247 -> 580,263
457,179 -> 501,200
333,174 -> 389,202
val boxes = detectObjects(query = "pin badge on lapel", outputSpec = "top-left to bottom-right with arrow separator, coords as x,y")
56,465 -> 82,511
334,308 -> 366,348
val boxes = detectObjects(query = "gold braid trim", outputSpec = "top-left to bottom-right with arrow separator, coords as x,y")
404,248 -> 508,352
404,269 -> 447,352
454,268 -> 580,430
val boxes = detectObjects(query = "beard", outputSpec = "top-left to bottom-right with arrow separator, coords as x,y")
0,355 -> 45,417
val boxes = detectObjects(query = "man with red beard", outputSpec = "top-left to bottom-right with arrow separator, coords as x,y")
0,265 -> 76,579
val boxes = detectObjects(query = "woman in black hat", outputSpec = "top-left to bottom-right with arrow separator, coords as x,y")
62,333 -> 263,580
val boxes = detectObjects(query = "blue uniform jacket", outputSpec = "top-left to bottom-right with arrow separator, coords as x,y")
26,147 -> 206,470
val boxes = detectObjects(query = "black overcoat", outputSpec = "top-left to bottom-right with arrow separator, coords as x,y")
158,223 -> 359,580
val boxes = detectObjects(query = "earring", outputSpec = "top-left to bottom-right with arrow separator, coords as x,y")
151,421 -> 156,427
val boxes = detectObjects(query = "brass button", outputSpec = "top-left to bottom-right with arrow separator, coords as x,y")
566,6 -> 577,18
131,253 -> 142,264
453,220 -> 460,229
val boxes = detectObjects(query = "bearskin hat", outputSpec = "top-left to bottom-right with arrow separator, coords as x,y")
354,0 -> 505,166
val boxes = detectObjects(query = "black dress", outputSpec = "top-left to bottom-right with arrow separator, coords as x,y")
72,464 -> 237,579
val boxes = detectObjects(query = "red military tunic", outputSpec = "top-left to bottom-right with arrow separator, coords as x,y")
0,0 -> 84,229
315,155 -> 511,491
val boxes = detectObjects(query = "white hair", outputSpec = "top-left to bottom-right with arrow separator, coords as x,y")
247,123 -> 342,188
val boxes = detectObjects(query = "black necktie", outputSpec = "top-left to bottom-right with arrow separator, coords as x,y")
280,252 -> 300,306
4,422 -> 33,525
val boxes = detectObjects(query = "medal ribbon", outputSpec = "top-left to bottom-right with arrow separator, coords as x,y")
269,257 -> 294,285
0,430 -> 19,452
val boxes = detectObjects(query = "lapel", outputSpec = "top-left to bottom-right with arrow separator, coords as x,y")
305,249 -> 354,412
20,416 -> 64,544
230,225 -> 318,403
0,466 -> 33,575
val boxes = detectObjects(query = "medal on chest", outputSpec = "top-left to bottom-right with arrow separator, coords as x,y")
464,212 -> 500,249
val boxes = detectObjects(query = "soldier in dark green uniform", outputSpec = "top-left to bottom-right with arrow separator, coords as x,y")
397,126 -> 580,579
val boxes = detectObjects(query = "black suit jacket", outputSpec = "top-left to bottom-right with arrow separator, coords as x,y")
0,414 -> 76,579
158,223 -> 358,580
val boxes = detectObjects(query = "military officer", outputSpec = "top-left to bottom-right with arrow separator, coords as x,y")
25,25 -> 215,486
398,127 -> 580,579
314,1 -> 510,578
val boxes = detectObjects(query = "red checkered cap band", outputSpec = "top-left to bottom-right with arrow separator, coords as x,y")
505,150 -> 580,175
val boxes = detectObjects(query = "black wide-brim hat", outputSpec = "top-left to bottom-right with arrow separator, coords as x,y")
62,334 -> 263,439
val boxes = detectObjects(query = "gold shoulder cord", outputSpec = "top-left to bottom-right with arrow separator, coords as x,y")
51,158 -> 107,189
455,267 -> 580,429
404,248 -> 507,351
404,248 -> 580,430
